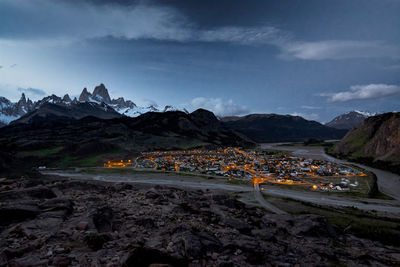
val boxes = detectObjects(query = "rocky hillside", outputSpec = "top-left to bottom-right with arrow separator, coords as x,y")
332,112 -> 400,174
222,114 -> 347,143
326,110 -> 377,130
0,177 -> 399,266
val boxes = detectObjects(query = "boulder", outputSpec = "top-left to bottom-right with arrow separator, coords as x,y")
136,218 -> 156,229
8,255 -> 47,266
92,206 -> 115,233
291,214 -> 337,238
0,203 -> 40,226
39,198 -> 73,214
123,247 -> 188,267
0,186 -> 56,202
222,217 -> 251,233
84,233 -> 111,251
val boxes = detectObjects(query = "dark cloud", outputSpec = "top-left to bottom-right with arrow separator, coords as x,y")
0,0 -> 398,122
1,0 -> 397,61
18,87 -> 47,97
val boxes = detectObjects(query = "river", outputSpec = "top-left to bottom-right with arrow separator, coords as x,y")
260,143 -> 400,201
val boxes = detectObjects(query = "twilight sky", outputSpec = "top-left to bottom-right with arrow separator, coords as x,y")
0,0 -> 399,122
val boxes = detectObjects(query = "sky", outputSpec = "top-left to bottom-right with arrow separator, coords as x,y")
0,0 -> 399,122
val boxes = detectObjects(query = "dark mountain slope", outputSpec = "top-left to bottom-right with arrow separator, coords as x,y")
331,112 -> 400,174
12,102 -> 122,124
0,108 -> 254,176
222,114 -> 347,143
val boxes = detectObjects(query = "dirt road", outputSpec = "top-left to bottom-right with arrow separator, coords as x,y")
43,170 -> 400,216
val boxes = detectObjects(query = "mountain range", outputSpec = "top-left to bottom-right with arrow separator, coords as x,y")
222,114 -> 347,142
0,84 -> 182,126
0,84 -> 385,147
0,83 -> 395,176
325,110 -> 377,130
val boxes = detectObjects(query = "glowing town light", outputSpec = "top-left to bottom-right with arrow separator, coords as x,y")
104,160 -> 133,168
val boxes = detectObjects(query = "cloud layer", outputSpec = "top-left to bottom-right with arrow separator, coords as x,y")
188,97 -> 249,117
281,40 -> 399,60
18,87 -> 47,97
323,84 -> 400,102
1,0 -> 398,60
290,112 -> 320,121
301,105 -> 322,110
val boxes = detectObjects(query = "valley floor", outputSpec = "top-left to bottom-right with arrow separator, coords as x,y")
42,168 -> 400,218
260,142 -> 400,201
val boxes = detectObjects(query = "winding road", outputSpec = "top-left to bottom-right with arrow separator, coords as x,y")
254,183 -> 287,214
261,143 -> 400,201
43,169 -> 400,216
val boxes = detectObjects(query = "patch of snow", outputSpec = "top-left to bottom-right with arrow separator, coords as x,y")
0,102 -> 10,109
353,110 -> 377,117
88,96 -> 101,104
112,104 -> 163,117
0,114 -> 19,124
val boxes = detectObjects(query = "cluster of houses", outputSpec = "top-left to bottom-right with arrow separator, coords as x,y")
104,160 -> 133,168
135,148 -> 366,191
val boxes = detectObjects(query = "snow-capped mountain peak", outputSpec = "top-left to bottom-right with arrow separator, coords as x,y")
78,88 -> 91,102
92,83 -> 111,104
326,110 -> 379,130
0,93 -> 35,124
0,83 -> 181,126
63,94 -> 72,103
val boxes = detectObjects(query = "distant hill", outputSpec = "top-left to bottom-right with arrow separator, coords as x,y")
326,111 -> 377,130
0,108 -> 254,175
332,112 -> 400,174
222,114 -> 347,143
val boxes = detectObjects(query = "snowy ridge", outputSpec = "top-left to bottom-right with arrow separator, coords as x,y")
352,110 -> 378,117
326,110 -> 380,130
0,84 -> 183,126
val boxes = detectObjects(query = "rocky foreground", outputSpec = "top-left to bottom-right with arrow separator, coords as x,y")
0,177 -> 399,266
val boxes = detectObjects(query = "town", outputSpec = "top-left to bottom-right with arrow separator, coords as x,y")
108,148 -> 367,192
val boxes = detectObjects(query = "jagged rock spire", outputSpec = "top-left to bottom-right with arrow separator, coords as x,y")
92,83 -> 111,104
63,94 -> 72,102
19,93 -> 27,104
79,88 -> 91,102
